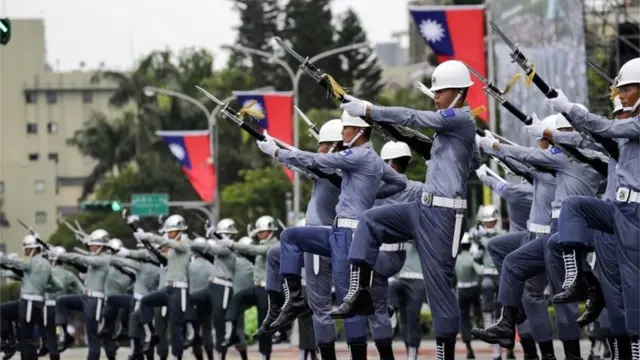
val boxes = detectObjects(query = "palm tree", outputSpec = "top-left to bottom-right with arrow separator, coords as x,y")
67,112 -> 137,201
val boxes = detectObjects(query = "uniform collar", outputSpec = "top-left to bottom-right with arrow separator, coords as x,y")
358,141 -> 374,149
459,106 -> 471,113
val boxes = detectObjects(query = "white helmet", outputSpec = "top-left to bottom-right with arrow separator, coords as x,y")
318,119 -> 343,143
541,115 -> 558,131
380,141 -> 412,160
460,232 -> 471,245
613,96 -> 624,114
254,215 -> 278,232
429,60 -> 474,92
238,236 -> 254,246
554,113 -> 573,130
49,246 -> 66,261
341,110 -> 370,128
216,218 -> 238,235
193,237 -> 206,244
296,218 -> 306,227
614,57 -> 640,88
87,229 -> 109,246
477,205 -> 499,223
107,238 -> 123,252
162,214 -> 188,232
22,234 -> 40,249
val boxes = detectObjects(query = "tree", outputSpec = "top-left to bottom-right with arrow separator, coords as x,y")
227,0 -> 283,88
334,9 -> 384,101
67,111 -> 137,201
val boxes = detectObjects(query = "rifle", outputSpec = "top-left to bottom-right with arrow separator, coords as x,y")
271,37 -> 434,161
121,209 -> 167,267
489,21 -> 619,165
294,106 -> 320,140
196,86 -> 342,189
17,219 -> 51,251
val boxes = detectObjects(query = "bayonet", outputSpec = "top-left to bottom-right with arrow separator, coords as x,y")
587,61 -> 614,84
74,220 -> 88,237
485,166 -> 507,183
415,81 -> 434,99
271,37 -> 325,83
17,218 -> 50,250
294,106 -> 320,140
276,219 -> 287,230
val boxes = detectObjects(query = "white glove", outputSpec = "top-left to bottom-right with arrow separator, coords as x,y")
218,238 -> 234,248
117,248 -> 130,257
546,89 -> 573,113
256,131 -> 278,157
127,215 -> 140,224
133,230 -> 148,242
475,164 -> 488,178
484,130 -> 496,141
474,134 -> 482,148
479,137 -> 497,151
339,95 -> 368,118
525,113 -> 546,138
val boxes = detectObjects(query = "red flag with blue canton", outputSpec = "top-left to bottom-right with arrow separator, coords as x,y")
409,5 -> 488,121
156,130 -> 216,202
233,90 -> 294,181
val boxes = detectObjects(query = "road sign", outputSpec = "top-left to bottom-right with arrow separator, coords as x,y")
131,193 -> 169,217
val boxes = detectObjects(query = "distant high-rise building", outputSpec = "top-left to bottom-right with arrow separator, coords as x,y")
375,42 -> 406,67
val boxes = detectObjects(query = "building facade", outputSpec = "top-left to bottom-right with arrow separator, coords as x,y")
0,19 -> 120,252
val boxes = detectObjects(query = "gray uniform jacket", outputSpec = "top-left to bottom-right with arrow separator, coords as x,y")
0,253 -> 61,296
478,174 -> 533,232
146,234 -> 192,284
188,256 -> 215,294
231,238 -> 278,284
120,250 -> 161,295
190,241 -> 236,281
57,252 -> 110,293
47,266 -> 84,301
104,264 -> 134,296
233,256 -> 254,292
455,251 -> 482,286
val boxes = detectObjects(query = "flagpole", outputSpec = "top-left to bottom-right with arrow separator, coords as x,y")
485,8 -> 503,229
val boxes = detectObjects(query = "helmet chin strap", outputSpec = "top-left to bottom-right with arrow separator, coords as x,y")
446,88 -> 466,109
329,142 -> 338,153
343,129 -> 364,148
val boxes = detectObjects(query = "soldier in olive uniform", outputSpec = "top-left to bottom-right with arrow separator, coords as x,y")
220,215 -> 279,360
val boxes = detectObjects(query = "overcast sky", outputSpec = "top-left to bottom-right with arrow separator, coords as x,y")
4,0 -> 412,71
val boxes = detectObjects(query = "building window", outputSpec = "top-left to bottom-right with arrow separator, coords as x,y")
28,153 -> 39,161
35,211 -> 47,224
26,123 -> 38,134
0,181 -> 4,193
82,91 -> 93,104
34,180 -> 45,193
46,91 -> 57,104
47,122 -> 58,134
48,153 -> 59,163
25,91 -> 37,104
0,212 -> 9,228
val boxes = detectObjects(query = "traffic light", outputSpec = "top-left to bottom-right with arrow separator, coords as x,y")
80,200 -> 124,212
0,18 -> 11,46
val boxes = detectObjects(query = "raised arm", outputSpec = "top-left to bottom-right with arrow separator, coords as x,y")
0,269 -> 21,280
58,252 -> 109,268
191,242 -> 232,257
568,105 -> 640,138
144,233 -> 190,252
231,241 -> 273,256
276,148 -> 358,172
369,106 -> 468,133
496,144 -> 566,170
111,256 -> 142,271
376,164 -> 407,199
0,255 -> 30,272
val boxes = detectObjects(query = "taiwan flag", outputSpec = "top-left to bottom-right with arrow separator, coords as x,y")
409,5 -> 488,121
156,130 -> 216,202
233,90 -> 294,181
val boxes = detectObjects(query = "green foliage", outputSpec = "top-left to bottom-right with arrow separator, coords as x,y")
244,307 -> 258,344
334,9 -> 384,101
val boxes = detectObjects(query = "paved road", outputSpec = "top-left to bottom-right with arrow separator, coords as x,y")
57,340 -> 598,359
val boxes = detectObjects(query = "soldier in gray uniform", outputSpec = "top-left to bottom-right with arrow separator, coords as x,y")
229,236 -> 254,360
259,109 -> 407,360
219,215 -> 279,360
475,112 -> 605,360
455,233 -> 483,359
0,235 -> 59,360
112,239 -> 162,360
471,205 -> 508,360
191,218 -> 245,360
1,253 -> 23,358
136,214 -> 192,360
101,238 -> 136,360
184,237 -> 216,360
55,229 -> 111,360
337,60 -> 479,360
42,246 -> 84,360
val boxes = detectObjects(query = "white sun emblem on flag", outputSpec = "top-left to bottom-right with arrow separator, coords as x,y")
419,19 -> 445,43
169,143 -> 186,160
243,100 -> 264,115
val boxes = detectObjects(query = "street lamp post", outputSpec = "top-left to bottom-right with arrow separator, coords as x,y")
143,86 -> 273,224
223,41 -> 369,220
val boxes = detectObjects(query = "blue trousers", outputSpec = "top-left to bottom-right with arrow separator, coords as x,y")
303,251 -> 336,345
370,249 -> 405,342
102,294 -> 132,357
140,287 -> 189,358
55,295 -> 103,360
557,196 -> 639,336
348,201 -> 459,338
389,278 -> 427,347
488,231 -> 553,342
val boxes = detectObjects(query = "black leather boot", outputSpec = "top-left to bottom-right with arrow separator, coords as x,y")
375,339 -> 395,360
141,323 -> 158,352
516,305 -> 528,325
347,342 -> 368,360
471,306 -> 518,349
220,321 -> 239,348
562,339 -> 582,360
436,337 -> 456,360
253,290 -> 284,337
506,348 -> 516,359
538,340 -> 557,360
270,275 -> 310,330
519,334 -> 540,360
329,263 -> 374,319
614,335 -> 632,360
465,341 -> 476,359
318,342 -> 337,360
553,246 -> 589,303
576,272 -> 605,327
629,336 -> 639,360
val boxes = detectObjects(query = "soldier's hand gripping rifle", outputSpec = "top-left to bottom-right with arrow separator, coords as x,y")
489,21 -> 619,165
196,86 -> 342,188
294,106 -> 320,141
122,209 -> 166,266
271,37 -> 433,160
415,81 -> 535,183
